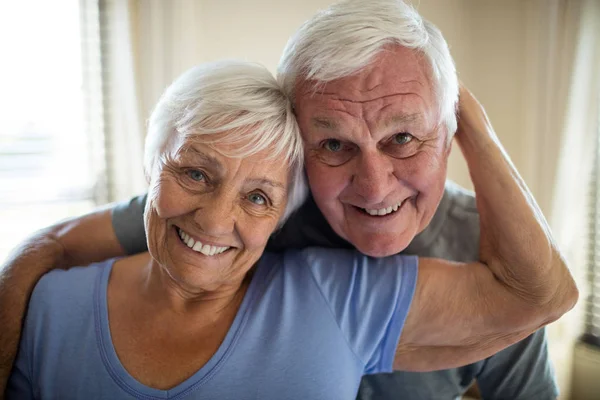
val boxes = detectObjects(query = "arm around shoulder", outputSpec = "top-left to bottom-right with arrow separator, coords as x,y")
0,198 -> 136,396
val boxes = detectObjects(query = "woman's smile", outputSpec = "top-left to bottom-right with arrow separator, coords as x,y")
176,226 -> 231,256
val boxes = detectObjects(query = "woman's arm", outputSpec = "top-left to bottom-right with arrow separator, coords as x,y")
0,204 -> 125,395
393,86 -> 578,371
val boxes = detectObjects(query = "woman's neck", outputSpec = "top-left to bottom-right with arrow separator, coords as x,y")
107,253 -> 253,389
113,253 -> 251,326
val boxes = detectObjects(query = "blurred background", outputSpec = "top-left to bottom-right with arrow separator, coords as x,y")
0,0 -> 598,398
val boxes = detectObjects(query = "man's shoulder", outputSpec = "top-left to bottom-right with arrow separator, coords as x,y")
407,181 -> 480,261
443,180 -> 478,216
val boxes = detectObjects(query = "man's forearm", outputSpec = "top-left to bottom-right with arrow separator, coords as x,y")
0,232 -> 65,396
457,87 -> 577,321
0,205 -> 125,396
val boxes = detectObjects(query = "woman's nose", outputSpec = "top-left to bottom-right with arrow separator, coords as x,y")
192,193 -> 237,236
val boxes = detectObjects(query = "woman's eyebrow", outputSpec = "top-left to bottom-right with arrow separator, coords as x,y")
247,178 -> 286,191
179,146 -> 224,172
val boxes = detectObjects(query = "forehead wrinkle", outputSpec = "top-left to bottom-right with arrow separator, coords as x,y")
319,89 -> 426,105
312,117 -> 340,132
361,82 -> 383,93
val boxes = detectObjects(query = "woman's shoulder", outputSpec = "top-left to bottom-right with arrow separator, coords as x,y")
284,247 -> 417,269
267,247 -> 418,288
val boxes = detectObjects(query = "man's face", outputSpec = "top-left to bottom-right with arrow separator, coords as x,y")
295,46 -> 451,257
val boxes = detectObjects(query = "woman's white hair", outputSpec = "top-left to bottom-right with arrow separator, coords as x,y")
144,60 -> 307,225
277,0 -> 459,140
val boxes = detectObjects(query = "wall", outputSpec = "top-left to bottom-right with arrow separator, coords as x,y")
131,0 -> 535,191
129,0 -> 577,395
418,0 -> 529,191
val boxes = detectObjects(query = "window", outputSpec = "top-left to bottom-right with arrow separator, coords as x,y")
0,0 -> 105,260
584,92 -> 600,348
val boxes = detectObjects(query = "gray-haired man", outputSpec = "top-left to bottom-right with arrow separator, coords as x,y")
0,0 -> 559,398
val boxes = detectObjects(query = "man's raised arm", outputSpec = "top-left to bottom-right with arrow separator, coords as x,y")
0,196 -> 147,395
393,87 -> 578,371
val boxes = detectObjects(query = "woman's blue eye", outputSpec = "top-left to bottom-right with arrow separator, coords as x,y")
248,193 -> 266,205
187,169 -> 205,181
324,139 -> 342,152
394,133 -> 413,145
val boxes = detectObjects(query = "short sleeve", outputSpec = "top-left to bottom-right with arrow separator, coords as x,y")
111,194 -> 148,255
300,248 -> 418,374
476,328 -> 559,400
5,265 -> 104,400
5,333 -> 34,399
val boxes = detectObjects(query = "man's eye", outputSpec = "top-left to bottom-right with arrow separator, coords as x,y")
248,193 -> 267,205
394,133 -> 413,145
323,139 -> 342,152
186,169 -> 206,181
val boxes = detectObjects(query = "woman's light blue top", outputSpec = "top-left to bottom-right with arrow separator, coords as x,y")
7,248 -> 417,400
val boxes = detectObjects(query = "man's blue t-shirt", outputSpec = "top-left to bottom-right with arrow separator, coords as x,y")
7,248 -> 417,400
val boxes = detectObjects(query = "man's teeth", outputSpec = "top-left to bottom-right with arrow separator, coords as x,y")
177,228 -> 229,256
364,202 -> 402,216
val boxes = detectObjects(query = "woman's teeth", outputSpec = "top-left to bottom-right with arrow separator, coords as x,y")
363,201 -> 402,216
177,228 -> 229,256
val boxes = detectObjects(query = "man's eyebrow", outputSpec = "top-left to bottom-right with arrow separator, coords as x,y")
383,113 -> 422,128
311,117 -> 340,132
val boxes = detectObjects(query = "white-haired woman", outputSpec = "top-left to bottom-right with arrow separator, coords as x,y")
6,61 -> 576,400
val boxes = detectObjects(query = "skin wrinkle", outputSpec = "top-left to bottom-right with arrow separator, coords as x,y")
315,79 -> 425,96
317,91 -> 424,104
312,112 -> 421,133
144,138 -> 289,302
296,45 -> 449,256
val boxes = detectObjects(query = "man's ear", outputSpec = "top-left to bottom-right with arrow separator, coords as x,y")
445,134 -> 454,156
443,126 -> 455,156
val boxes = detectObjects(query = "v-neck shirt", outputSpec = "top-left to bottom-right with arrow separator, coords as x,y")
8,248 -> 417,400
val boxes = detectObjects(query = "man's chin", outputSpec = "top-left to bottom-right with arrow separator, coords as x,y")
351,236 -> 413,258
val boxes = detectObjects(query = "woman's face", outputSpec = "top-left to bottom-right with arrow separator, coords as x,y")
145,135 -> 290,293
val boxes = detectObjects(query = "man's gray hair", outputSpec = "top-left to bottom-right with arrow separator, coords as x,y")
144,60 -> 307,225
278,0 -> 459,140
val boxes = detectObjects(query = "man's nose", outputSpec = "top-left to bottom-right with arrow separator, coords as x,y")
351,150 -> 394,205
192,192 -> 237,236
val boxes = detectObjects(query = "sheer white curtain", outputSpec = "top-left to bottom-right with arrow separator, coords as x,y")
101,0 -> 146,201
101,0 -> 203,202
522,0 -> 600,395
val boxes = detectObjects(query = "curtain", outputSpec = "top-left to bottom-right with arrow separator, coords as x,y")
100,0 -> 146,201
522,0 -> 600,396
99,0 -> 204,202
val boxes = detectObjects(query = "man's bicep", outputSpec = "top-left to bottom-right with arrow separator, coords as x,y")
54,205 -> 124,267
394,258 -> 540,371
393,330 -> 533,372
54,194 -> 148,267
